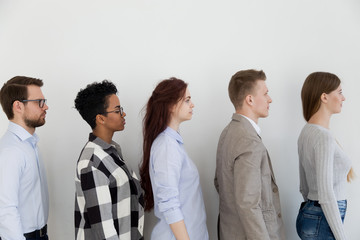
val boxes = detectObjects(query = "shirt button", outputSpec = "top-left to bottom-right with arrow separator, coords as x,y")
273,187 -> 278,193
278,213 -> 282,218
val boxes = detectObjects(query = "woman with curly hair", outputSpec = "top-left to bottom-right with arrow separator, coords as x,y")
74,80 -> 144,240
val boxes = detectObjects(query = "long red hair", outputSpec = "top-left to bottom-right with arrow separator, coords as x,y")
140,78 -> 187,211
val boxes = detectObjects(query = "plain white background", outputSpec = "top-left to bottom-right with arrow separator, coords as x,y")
0,0 -> 359,239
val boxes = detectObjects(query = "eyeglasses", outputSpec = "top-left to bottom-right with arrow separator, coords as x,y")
21,99 -> 47,108
104,106 -> 124,116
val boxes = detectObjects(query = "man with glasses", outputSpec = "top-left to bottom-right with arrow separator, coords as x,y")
0,76 -> 49,240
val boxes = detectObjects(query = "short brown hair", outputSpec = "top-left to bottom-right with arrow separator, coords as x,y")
0,76 -> 43,119
228,69 -> 266,109
301,72 -> 340,121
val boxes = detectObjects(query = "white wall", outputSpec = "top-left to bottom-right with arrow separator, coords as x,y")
1,0 -> 359,239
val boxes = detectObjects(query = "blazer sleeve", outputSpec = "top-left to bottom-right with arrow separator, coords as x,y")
233,138 -> 271,240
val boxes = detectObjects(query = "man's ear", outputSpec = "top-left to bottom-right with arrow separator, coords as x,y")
12,100 -> 23,114
245,95 -> 253,106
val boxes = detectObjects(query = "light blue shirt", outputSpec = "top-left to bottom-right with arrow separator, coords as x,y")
149,127 -> 209,240
0,122 -> 49,240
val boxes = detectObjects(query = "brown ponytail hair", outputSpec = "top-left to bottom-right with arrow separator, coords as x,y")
301,72 -> 341,121
140,78 -> 187,211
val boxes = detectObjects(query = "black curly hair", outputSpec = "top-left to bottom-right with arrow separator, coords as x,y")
74,80 -> 117,129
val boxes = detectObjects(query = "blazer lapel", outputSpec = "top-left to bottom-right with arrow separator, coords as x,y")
233,114 -> 277,183
266,150 -> 276,183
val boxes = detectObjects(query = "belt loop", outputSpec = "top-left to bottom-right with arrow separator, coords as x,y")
40,225 -> 47,237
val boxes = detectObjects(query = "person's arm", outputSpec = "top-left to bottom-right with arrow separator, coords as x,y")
151,139 -> 189,239
233,139 -> 271,240
0,148 -> 26,240
298,155 -> 309,201
78,162 -> 119,240
315,133 -> 347,240
170,220 -> 190,240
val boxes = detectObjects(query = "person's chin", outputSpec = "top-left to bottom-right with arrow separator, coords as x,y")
39,119 -> 46,126
261,113 -> 269,118
117,125 -> 125,131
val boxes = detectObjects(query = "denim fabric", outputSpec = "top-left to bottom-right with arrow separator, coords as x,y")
296,200 -> 347,240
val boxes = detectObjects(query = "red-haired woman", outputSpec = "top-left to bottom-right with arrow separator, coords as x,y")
140,78 -> 209,240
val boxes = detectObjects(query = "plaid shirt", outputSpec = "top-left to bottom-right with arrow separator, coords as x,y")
75,134 -> 144,240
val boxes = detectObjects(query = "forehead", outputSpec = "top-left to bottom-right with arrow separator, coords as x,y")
184,87 -> 190,97
27,85 -> 44,98
107,94 -> 120,107
254,80 -> 268,92
329,84 -> 342,93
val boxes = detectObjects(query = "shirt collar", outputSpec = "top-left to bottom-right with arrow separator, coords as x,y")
88,133 -> 124,160
239,114 -> 261,135
8,121 -> 39,145
88,133 -> 118,150
164,126 -> 184,144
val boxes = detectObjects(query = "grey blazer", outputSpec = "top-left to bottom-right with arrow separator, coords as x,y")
215,114 -> 285,240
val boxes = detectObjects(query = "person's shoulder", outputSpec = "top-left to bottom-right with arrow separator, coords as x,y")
154,130 -> 179,147
0,130 -> 26,152
303,124 -> 332,138
77,141 -> 98,168
224,118 -> 259,142
300,124 -> 334,146
0,129 -> 20,143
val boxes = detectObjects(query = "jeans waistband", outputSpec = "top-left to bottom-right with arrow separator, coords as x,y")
308,200 -> 321,207
308,199 -> 347,207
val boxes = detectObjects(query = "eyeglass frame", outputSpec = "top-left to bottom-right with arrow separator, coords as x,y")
103,106 -> 124,116
21,99 -> 47,108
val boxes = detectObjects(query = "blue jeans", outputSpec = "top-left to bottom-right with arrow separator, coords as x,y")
296,200 -> 347,240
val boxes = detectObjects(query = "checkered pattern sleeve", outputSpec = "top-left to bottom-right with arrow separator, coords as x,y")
75,139 -> 134,240
76,158 -> 119,240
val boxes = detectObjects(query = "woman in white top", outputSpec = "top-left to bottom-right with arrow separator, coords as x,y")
296,72 -> 354,240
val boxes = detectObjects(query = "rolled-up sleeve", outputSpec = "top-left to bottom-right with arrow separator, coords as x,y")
151,138 -> 183,224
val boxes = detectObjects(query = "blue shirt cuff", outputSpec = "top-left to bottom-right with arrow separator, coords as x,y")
163,208 -> 184,224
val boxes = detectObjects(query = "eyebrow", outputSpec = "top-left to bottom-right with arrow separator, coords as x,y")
185,96 -> 191,100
